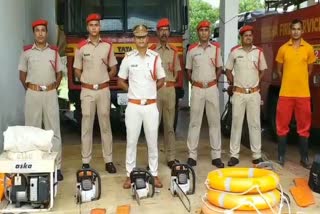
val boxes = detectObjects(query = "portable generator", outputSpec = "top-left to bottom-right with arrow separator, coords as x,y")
4,173 -> 50,208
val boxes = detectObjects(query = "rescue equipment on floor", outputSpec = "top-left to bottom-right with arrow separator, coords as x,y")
130,168 -> 155,205
75,168 -> 101,204
290,178 -> 315,207
207,188 -> 280,210
207,168 -> 279,193
0,173 -> 11,201
308,154 -> 320,193
169,163 -> 196,212
4,173 -> 50,208
202,167 -> 292,214
90,208 -> 106,214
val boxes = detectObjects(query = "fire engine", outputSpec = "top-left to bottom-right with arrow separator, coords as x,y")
215,0 -> 320,142
252,0 -> 320,141
56,0 -> 189,127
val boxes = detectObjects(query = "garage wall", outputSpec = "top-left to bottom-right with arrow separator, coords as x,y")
0,0 -> 56,152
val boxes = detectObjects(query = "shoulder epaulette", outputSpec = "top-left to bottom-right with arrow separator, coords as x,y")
231,45 -> 241,52
126,50 -> 137,57
210,41 -> 220,48
101,38 -> 112,46
169,44 -> 178,52
23,44 -> 33,51
255,46 -> 263,52
188,43 -> 198,51
77,40 -> 88,49
148,49 -> 158,56
49,45 -> 58,51
149,44 -> 157,50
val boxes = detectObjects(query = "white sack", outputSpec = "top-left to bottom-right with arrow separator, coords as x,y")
3,126 -> 53,152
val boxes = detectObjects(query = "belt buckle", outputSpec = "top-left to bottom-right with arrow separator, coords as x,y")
39,85 -> 47,91
203,82 -> 208,88
141,99 -> 147,105
93,84 -> 99,90
245,88 -> 252,94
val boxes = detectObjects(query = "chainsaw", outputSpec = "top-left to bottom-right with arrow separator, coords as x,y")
75,168 -> 101,204
130,168 -> 155,205
170,163 -> 196,212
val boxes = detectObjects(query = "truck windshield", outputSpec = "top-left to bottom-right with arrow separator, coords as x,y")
65,0 -> 185,34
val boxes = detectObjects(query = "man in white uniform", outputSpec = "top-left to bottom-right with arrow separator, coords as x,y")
118,24 -> 165,189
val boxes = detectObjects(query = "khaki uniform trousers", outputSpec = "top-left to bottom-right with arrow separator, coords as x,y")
80,88 -> 113,163
230,92 -> 261,159
125,103 -> 159,177
25,89 -> 62,169
157,86 -> 176,162
187,86 -> 222,160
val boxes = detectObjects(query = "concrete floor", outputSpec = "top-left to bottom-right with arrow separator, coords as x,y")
2,109 -> 320,213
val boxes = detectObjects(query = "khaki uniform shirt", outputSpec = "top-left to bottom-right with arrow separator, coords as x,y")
186,42 -> 223,82
18,43 -> 62,85
225,45 -> 267,88
118,49 -> 165,99
152,43 -> 181,82
73,38 -> 117,84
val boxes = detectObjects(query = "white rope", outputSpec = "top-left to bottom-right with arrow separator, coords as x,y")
201,193 -> 263,214
204,172 -> 292,214
277,183 -> 291,214
204,182 -> 292,214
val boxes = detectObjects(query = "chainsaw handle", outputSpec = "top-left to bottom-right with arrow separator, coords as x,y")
76,168 -> 101,201
171,163 -> 196,194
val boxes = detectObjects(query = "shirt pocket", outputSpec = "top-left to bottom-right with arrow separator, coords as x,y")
192,54 -> 202,68
44,53 -> 56,71
28,55 -> 41,70
83,52 -> 93,64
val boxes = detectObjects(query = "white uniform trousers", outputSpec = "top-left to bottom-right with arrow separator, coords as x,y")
125,102 -> 159,177
230,92 -> 261,159
187,86 -> 222,160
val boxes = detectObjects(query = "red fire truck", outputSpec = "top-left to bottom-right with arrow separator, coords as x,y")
215,1 -> 320,142
252,2 -> 320,140
56,0 -> 188,127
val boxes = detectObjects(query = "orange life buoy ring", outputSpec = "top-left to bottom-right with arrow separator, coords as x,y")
207,188 -> 281,211
201,199 -> 279,214
207,168 -> 279,193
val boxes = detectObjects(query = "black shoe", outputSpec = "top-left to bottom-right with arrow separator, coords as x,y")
187,158 -> 197,167
167,159 -> 180,169
57,170 -> 64,181
212,158 -> 224,168
300,159 -> 312,169
299,137 -> 311,169
278,136 -> 287,166
105,162 -> 117,173
82,163 -> 90,169
252,158 -> 264,165
278,156 -> 285,166
227,157 -> 239,166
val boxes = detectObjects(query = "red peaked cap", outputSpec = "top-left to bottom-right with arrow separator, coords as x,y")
32,19 -> 48,29
239,25 -> 253,35
197,20 -> 211,30
86,13 -> 101,23
157,18 -> 170,29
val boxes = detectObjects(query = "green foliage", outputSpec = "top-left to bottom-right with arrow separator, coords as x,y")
189,0 -> 219,43
239,0 -> 264,13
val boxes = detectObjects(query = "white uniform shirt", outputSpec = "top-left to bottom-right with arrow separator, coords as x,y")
225,45 -> 267,88
118,49 -> 165,99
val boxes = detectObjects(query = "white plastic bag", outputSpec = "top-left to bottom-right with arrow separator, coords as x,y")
3,126 -> 53,152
